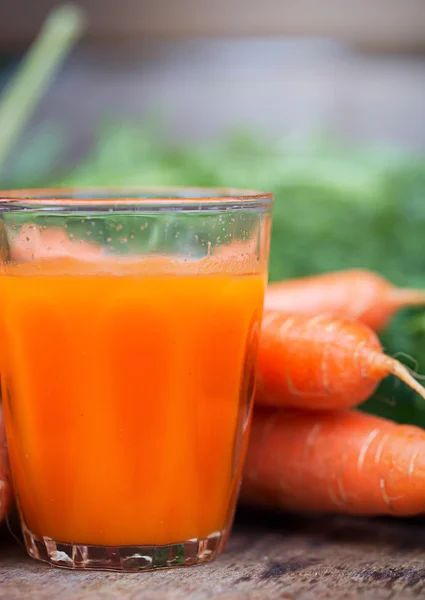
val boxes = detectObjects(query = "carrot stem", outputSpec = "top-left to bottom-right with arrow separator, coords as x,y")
0,4 -> 86,172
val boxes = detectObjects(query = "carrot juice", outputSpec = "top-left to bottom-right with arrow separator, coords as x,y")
0,186 -> 273,570
0,257 -> 264,549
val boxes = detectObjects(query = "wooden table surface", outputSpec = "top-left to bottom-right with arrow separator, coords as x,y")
1,510 -> 425,600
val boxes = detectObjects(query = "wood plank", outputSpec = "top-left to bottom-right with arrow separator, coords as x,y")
1,510 -> 425,599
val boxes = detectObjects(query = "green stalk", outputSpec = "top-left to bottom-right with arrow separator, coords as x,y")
0,4 -> 86,172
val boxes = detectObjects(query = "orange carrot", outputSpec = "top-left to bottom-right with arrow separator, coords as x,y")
265,269 -> 425,331
242,408 -> 425,516
0,406 -> 11,522
256,312 -> 425,410
11,225 -> 104,262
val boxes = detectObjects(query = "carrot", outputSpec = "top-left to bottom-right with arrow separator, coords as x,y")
242,408 -> 425,516
265,269 -> 425,331
0,406 -> 11,522
12,225 -> 104,262
256,312 -> 425,410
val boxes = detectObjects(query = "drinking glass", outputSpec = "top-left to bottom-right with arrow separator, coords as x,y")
0,187 -> 273,571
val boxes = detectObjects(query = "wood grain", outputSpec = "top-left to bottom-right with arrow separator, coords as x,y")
1,510 -> 425,599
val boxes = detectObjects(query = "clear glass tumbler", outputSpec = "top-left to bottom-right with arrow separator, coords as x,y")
0,187 -> 273,571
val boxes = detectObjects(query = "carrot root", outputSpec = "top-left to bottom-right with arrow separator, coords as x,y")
242,408 -> 425,516
385,356 -> 425,401
0,408 -> 11,522
390,287 -> 425,308
256,313 -> 425,410
265,270 -> 425,331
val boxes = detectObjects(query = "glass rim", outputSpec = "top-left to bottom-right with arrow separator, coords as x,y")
0,186 -> 274,212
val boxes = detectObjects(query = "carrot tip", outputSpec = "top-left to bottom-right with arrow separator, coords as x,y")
392,288 -> 425,308
387,357 -> 425,401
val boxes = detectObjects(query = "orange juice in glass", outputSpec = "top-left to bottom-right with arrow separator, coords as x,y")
0,187 -> 273,571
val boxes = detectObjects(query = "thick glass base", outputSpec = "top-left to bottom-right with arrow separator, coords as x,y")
23,525 -> 225,571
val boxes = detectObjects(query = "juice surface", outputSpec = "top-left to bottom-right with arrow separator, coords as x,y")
0,257 -> 264,546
